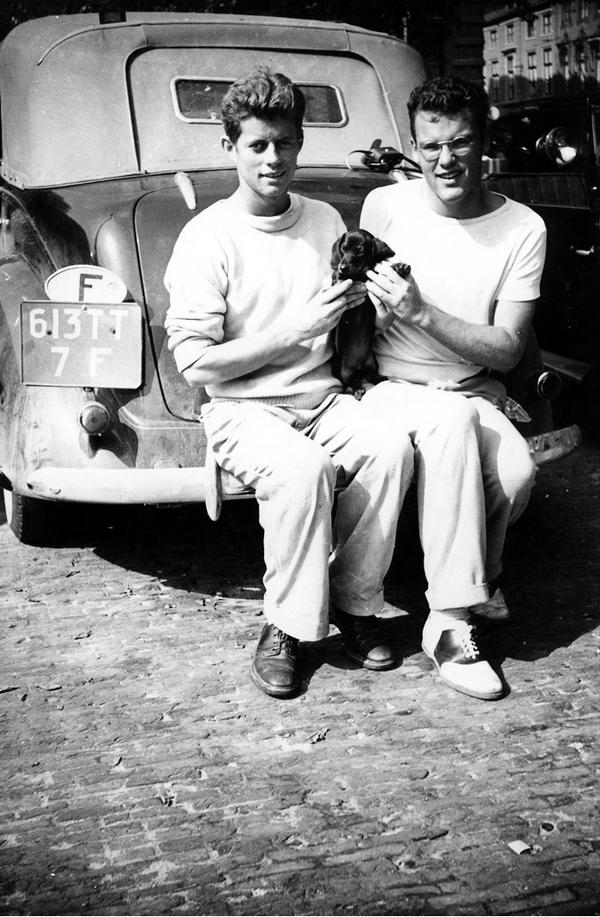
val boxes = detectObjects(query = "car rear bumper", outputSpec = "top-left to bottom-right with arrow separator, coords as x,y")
16,423 -> 583,505
527,424 -> 581,465
23,467 -> 212,505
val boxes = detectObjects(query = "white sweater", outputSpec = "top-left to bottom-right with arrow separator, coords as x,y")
164,193 -> 346,404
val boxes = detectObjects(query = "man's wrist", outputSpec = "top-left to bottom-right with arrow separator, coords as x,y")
416,300 -> 433,332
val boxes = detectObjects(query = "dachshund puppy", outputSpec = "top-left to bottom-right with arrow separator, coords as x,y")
331,229 -> 410,397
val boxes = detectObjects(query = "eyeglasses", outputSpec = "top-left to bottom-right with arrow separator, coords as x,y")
417,136 -> 476,162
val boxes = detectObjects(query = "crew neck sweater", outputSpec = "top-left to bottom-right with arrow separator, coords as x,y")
164,193 -> 346,405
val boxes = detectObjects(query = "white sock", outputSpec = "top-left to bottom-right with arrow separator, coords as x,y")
426,608 -> 470,633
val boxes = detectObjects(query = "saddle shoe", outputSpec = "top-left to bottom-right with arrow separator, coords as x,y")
251,623 -> 301,698
421,620 -> 504,701
331,606 -> 397,670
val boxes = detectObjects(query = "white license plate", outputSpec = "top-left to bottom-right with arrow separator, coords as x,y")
20,301 -> 143,388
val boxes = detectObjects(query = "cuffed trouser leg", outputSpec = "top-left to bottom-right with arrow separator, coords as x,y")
202,401 -> 335,642
471,397 -> 537,582
306,394 -> 414,617
363,382 -> 489,610
202,396 -> 413,642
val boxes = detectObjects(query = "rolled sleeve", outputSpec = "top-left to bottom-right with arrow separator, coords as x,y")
164,225 -> 228,372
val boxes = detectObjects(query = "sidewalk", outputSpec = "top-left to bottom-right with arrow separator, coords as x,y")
0,443 -> 599,916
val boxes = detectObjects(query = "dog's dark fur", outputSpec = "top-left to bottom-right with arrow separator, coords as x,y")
330,229 -> 410,396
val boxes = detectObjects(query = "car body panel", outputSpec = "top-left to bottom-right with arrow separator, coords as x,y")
486,96 -> 600,373
0,12 -> 428,531
0,13 -> 424,188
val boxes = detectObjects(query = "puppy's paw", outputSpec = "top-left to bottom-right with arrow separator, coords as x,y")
392,262 -> 411,278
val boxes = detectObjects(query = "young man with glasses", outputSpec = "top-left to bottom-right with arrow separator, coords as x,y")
360,76 -> 546,701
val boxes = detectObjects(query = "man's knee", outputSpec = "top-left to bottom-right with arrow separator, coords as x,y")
354,416 -> 414,477
504,444 -> 537,505
483,433 -> 536,529
266,441 -> 336,497
417,394 -> 479,447
379,428 -> 415,476
443,396 -> 479,431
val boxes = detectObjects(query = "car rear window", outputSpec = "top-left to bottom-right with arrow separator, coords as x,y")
172,78 -> 347,126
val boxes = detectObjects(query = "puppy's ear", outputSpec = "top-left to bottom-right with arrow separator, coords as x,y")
331,234 -> 346,270
372,238 -> 396,262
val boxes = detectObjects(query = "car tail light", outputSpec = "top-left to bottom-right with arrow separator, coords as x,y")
535,371 -> 563,401
78,401 -> 110,435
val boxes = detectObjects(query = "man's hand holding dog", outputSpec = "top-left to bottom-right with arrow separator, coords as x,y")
366,262 -> 425,330
283,278 -> 366,341
182,278 -> 365,388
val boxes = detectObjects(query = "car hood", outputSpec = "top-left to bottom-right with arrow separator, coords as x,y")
134,169 -> 393,420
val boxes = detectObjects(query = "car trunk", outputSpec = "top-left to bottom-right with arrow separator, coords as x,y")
134,167 -> 395,420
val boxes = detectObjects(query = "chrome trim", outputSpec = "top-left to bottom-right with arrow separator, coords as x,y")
25,467 -> 209,504
527,424 -> 582,465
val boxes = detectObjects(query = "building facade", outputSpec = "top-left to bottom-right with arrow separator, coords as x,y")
483,1 -> 600,105
417,0 -> 487,83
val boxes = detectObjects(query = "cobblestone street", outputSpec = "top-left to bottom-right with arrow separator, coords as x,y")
0,442 -> 599,916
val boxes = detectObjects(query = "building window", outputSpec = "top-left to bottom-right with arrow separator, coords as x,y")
581,0 -> 589,21
542,11 -> 552,35
490,29 -> 497,48
558,43 -> 569,79
491,59 -> 500,100
506,21 -> 514,43
543,47 -> 553,92
528,50 -> 538,94
561,1 -> 572,25
526,18 -> 536,38
506,53 -> 515,99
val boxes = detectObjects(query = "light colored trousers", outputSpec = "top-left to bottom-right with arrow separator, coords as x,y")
363,381 -> 537,606
202,393 -> 414,641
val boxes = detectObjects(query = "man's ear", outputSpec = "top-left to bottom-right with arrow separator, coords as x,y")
298,129 -> 304,150
221,135 -> 235,157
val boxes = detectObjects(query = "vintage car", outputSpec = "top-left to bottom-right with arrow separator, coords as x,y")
0,11 -> 580,545
484,93 -> 600,439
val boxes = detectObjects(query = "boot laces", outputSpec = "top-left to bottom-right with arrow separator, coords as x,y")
458,625 -> 480,661
272,628 -> 297,657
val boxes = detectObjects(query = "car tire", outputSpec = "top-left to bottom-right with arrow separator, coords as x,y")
2,489 -> 63,546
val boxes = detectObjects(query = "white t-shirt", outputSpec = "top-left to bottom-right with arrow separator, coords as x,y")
360,179 -> 547,397
164,193 -> 345,403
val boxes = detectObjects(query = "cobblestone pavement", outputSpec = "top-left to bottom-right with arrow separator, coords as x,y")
0,441 -> 599,917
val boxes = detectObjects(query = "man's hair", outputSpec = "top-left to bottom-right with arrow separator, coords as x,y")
221,68 -> 305,143
407,76 -> 490,141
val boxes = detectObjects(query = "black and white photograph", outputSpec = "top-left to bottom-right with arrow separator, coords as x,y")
0,1 -> 598,915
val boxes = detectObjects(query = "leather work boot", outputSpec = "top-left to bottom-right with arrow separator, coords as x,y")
331,606 -> 397,670
421,620 -> 504,700
251,623 -> 301,698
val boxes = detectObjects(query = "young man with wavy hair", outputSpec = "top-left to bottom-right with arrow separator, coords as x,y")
164,69 -> 414,698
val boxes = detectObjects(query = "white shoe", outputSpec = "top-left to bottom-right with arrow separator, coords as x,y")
421,621 -> 504,701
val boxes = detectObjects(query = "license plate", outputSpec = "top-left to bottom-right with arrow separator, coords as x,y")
20,301 -> 143,388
